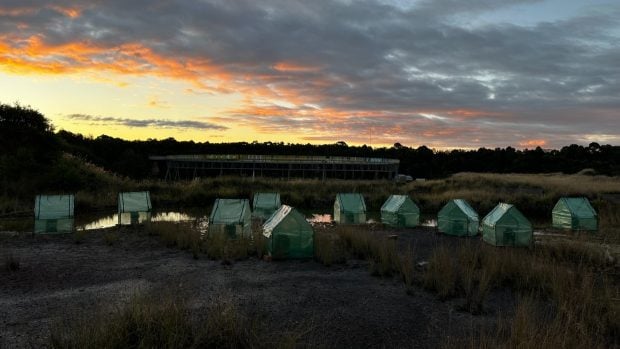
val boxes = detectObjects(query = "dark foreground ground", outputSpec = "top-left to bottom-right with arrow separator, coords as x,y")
1,227 -> 513,348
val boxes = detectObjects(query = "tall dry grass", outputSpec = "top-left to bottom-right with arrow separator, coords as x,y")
316,221 -> 617,347
145,221 -> 202,258
408,172 -> 620,220
49,292 -> 309,349
429,239 -> 618,348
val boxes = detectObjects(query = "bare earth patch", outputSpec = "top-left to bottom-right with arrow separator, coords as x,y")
0,227 -> 507,348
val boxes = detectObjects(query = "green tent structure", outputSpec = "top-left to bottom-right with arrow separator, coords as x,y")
552,197 -> 598,231
262,205 -> 314,259
334,193 -> 366,224
34,194 -> 74,234
481,203 -> 532,247
118,191 -> 152,225
380,195 -> 420,227
437,199 -> 479,236
252,192 -> 281,220
208,198 -> 252,239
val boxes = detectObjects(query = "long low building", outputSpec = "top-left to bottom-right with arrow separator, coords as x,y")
150,154 -> 400,180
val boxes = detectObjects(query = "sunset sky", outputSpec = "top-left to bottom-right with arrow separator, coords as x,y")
1,0 -> 619,149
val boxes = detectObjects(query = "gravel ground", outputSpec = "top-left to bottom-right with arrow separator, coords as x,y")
1,226 -> 509,348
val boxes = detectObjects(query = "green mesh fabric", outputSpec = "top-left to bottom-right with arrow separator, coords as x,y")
552,197 -> 597,231
334,193 -> 366,224
208,198 -> 252,239
34,194 -> 74,234
263,205 -> 314,259
118,191 -> 152,213
437,199 -> 479,236
481,203 -> 532,247
252,192 -> 281,220
380,195 -> 420,228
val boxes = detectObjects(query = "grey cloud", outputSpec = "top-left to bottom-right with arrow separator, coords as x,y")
66,114 -> 227,130
1,0 -> 620,147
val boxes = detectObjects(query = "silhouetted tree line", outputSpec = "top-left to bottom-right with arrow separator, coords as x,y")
2,103 -> 620,187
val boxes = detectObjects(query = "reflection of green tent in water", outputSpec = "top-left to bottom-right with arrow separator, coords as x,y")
208,199 -> 252,239
34,194 -> 74,234
118,191 -> 152,225
252,192 -> 281,220
552,197 -> 597,231
481,203 -> 532,247
334,193 -> 366,224
262,205 -> 314,259
380,195 -> 420,228
437,199 -> 479,236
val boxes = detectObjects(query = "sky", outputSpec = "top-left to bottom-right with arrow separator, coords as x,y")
1,0 -> 619,149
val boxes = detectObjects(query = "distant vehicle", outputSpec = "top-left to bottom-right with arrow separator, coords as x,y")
395,174 -> 413,183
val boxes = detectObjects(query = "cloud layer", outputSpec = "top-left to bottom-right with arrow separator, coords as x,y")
67,114 -> 227,131
1,0 -> 619,147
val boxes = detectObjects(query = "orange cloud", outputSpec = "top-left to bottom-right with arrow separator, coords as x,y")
50,6 -> 81,18
519,139 -> 547,147
0,34 -> 233,92
0,5 -> 82,18
272,61 -> 322,73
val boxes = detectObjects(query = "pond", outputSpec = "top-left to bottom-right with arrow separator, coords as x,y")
1,207 -> 438,232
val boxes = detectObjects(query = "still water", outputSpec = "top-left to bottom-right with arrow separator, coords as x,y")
1,208 -> 437,232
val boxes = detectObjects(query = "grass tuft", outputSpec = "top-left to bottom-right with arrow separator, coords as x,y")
313,230 -> 346,266
103,231 -> 119,246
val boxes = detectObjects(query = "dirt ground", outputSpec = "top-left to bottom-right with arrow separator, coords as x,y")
0,226 -> 513,349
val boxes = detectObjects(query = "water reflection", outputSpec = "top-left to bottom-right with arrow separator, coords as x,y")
151,212 -> 195,222
421,219 -> 437,227
75,211 -> 207,231
64,208 -> 437,231
307,214 -> 332,224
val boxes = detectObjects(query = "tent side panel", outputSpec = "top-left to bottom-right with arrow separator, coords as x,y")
381,210 -> 398,226
398,212 -> 419,228
481,224 -> 497,246
334,198 -> 342,223
552,201 -> 573,229
575,217 -> 598,231
34,218 -> 74,234
468,218 -> 480,236
439,217 -> 469,236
